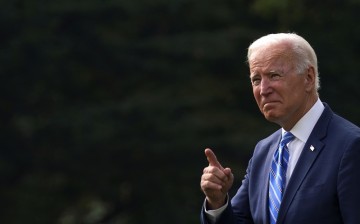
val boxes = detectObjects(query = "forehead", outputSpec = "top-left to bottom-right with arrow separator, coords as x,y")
249,44 -> 294,74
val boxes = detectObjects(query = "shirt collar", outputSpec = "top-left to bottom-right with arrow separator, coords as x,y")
283,98 -> 325,143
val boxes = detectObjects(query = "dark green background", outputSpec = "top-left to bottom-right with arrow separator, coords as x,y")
1,0 -> 360,223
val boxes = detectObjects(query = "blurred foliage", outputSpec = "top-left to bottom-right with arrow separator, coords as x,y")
1,0 -> 360,223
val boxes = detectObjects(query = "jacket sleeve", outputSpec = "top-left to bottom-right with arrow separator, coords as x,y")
338,137 -> 360,223
200,158 -> 255,224
229,158 -> 255,224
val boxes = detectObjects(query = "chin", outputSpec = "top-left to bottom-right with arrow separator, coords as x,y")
263,113 -> 280,123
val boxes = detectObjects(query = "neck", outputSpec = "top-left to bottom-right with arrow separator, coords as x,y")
281,94 -> 318,131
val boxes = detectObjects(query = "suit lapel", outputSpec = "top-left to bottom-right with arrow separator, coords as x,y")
262,132 -> 282,224
276,104 -> 332,223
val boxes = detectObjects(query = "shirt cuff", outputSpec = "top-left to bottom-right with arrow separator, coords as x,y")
203,196 -> 229,223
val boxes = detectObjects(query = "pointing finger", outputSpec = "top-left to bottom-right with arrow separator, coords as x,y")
205,148 -> 224,170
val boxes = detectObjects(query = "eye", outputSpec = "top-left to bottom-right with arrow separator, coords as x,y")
251,77 -> 261,86
270,73 -> 282,80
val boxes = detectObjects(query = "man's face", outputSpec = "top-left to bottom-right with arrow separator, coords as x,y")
249,45 -> 313,129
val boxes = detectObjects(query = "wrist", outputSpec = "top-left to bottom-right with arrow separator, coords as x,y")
206,195 -> 228,210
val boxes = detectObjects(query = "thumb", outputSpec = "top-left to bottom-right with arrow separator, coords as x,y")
205,148 -> 224,170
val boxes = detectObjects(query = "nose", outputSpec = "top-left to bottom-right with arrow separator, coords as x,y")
259,78 -> 272,96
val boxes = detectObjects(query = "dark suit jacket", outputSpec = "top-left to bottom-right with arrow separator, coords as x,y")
201,103 -> 360,224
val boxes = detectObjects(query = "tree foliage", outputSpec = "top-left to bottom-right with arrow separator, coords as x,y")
1,0 -> 360,223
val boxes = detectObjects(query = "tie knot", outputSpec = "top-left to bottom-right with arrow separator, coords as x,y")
281,131 -> 295,146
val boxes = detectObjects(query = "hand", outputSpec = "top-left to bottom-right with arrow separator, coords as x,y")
200,148 -> 234,209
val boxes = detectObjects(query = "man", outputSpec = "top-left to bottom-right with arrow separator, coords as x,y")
200,33 -> 360,224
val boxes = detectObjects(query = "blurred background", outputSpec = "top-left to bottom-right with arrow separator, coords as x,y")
1,0 -> 360,223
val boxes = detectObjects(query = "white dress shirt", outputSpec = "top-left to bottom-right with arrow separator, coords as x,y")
204,99 -> 325,223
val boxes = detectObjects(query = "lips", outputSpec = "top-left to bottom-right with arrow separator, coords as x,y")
263,101 -> 279,107
262,101 -> 280,110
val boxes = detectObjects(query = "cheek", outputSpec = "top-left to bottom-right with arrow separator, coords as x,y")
286,86 -> 303,102
253,88 -> 260,101
253,89 -> 263,109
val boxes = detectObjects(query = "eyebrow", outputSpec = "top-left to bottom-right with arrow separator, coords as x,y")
249,73 -> 259,79
250,69 -> 283,77
269,69 -> 285,74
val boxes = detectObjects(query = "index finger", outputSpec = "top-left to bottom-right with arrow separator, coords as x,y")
205,148 -> 224,170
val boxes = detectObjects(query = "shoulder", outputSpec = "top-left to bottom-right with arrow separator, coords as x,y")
252,129 -> 281,155
321,106 -> 360,155
320,103 -> 360,139
329,111 -> 360,140
257,129 -> 280,144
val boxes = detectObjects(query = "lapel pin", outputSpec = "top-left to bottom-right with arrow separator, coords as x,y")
310,145 -> 315,151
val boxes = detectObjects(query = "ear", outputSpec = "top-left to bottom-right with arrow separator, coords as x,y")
304,66 -> 316,92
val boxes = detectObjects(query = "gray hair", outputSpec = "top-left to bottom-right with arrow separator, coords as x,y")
247,33 -> 320,91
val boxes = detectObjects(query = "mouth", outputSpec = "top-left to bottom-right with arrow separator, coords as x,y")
263,101 -> 278,106
262,101 -> 280,110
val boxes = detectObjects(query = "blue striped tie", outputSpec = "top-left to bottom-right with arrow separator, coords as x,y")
269,132 -> 294,224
